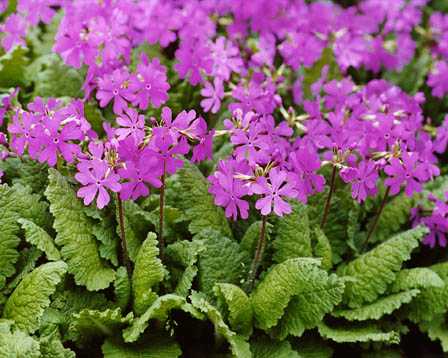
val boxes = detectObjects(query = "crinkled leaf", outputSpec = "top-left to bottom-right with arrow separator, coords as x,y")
69,308 -> 133,345
251,258 -> 344,336
214,283 -> 253,337
317,322 -> 400,344
39,331 -> 76,358
5,247 -> 41,294
198,232 -> 250,296
273,201 -> 312,262
333,289 -> 420,321
338,226 -> 427,308
2,261 -> 67,334
406,262 -> 448,323
123,294 -> 202,343
18,218 -> 60,261
190,292 -> 251,358
102,336 -> 181,358
0,320 -> 40,358
115,267 -> 131,311
174,161 -> 232,238
390,268 -> 444,293
251,336 -> 300,358
313,227 -> 332,271
166,240 -> 205,297
0,46 -> 28,87
45,169 -> 115,291
420,318 -> 448,352
132,232 -> 165,315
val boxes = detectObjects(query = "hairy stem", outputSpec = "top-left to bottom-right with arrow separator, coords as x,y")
158,164 -> 166,261
363,186 -> 391,250
320,165 -> 337,229
247,215 -> 268,291
117,194 -> 132,279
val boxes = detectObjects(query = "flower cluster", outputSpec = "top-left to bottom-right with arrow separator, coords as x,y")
412,192 -> 448,248
427,12 -> 448,97
3,95 -> 212,208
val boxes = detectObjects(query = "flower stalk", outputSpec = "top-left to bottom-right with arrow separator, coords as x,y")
363,186 -> 391,250
321,165 -> 338,229
158,162 -> 166,261
247,215 -> 268,291
116,194 -> 132,278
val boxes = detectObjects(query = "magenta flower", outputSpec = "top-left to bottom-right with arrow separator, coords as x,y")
210,37 -> 243,80
252,168 -> 297,216
428,61 -> 448,98
75,160 -> 121,209
8,111 -> 40,158
289,147 -> 325,203
192,129 -> 214,163
116,107 -> 145,143
132,55 -> 170,110
151,127 -> 189,175
174,38 -> 213,85
200,78 -> 224,114
17,0 -> 59,25
340,160 -> 379,203
118,148 -> 163,200
208,159 -> 251,220
96,68 -> 135,114
384,152 -> 426,197
1,14 -> 27,51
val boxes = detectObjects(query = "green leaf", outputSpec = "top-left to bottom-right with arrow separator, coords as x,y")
251,258 -> 344,338
18,218 -> 61,261
198,232 -> 250,296
27,53 -> 83,98
114,267 -> 131,311
190,292 -> 251,358
2,261 -> 67,334
45,169 -> 115,291
0,320 -> 41,358
338,227 -> 427,308
384,49 -> 431,95
123,294 -> 202,343
174,161 -> 232,238
317,322 -> 400,344
132,232 -> 165,315
166,240 -> 205,297
0,183 -> 51,286
251,336 -> 300,358
50,288 -> 113,337
39,331 -> 76,358
0,46 -> 29,88
273,201 -> 312,263
0,157 -> 48,194
420,318 -> 448,352
214,283 -> 253,337
365,192 -> 415,243
102,336 -> 181,358
390,268 -> 444,293
69,308 -> 133,345
333,289 -> 420,321
313,228 -> 332,271
115,200 -> 147,262
406,262 -> 448,323
4,247 -> 41,294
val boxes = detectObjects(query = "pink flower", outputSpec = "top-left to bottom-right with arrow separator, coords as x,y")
75,160 -> 121,209
252,168 -> 297,216
116,107 -> 145,143
96,68 -> 135,114
340,160 -> 379,203
385,152 -> 426,197
132,55 -> 170,110
200,78 -> 224,114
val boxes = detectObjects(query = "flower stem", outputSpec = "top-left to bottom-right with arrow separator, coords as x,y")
320,165 -> 337,229
363,186 -> 391,251
158,164 -> 166,261
247,215 -> 268,291
117,194 -> 132,279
